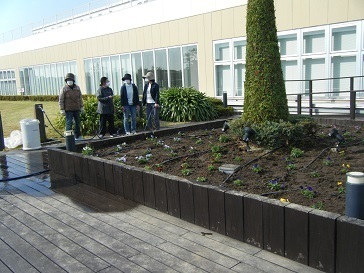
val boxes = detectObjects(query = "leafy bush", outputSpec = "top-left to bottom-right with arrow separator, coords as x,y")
160,87 -> 218,122
230,116 -> 317,148
0,94 -> 95,101
206,97 -> 234,117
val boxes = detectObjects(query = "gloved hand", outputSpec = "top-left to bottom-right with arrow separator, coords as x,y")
80,107 -> 85,114
60,110 -> 66,116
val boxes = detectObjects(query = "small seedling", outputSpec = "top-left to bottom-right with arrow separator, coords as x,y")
286,163 -> 296,170
300,186 -> 316,199
211,145 -> 222,153
116,156 -> 127,164
251,164 -> 262,174
234,156 -> 243,162
267,178 -> 282,191
340,163 -> 350,174
181,162 -> 190,169
181,168 -> 192,176
195,138 -> 202,145
311,201 -> 324,210
291,147 -> 304,158
219,135 -> 231,143
323,157 -> 333,166
173,137 -> 181,142
337,181 -> 346,194
212,153 -> 222,162
144,165 -> 151,171
310,171 -> 320,178
82,144 -> 94,156
156,164 -> 163,172
144,148 -> 152,155
136,156 -> 148,164
208,164 -> 216,171
196,176 -> 207,182
233,179 -> 243,186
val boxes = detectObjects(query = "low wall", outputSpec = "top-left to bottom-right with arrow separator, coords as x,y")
48,120 -> 364,273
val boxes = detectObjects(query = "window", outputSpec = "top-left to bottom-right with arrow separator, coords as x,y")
155,49 -> 168,89
332,26 -> 356,51
183,45 -> 199,88
0,69 -> 16,95
110,55 -> 121,93
132,52 -> 143,94
84,59 -> 93,94
92,58 -> 101,93
101,57 -> 111,78
234,40 -> 246,60
279,35 -> 297,56
120,54 -> 131,75
215,42 -> 230,61
168,47 -> 182,87
215,65 -> 231,96
303,58 -> 326,94
142,51 -> 154,75
304,30 -> 325,54
234,64 -> 245,96
332,56 -> 356,94
281,60 -> 300,94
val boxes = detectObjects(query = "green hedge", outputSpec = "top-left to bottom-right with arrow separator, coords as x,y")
0,95 -> 95,101
206,97 -> 235,117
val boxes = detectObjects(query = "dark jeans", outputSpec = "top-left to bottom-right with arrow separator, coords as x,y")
65,110 -> 81,138
146,103 -> 160,130
99,114 -> 116,136
123,105 -> 137,133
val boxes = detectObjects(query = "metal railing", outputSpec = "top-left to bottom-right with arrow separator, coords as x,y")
285,75 -> 364,120
0,0 -> 155,44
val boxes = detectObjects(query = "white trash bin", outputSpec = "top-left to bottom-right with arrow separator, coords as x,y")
19,119 -> 41,150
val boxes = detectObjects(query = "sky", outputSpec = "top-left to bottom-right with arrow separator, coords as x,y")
0,0 -> 94,34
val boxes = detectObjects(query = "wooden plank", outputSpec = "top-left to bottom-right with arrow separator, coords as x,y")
142,171 -> 155,208
225,190 -> 245,241
309,209 -> 339,273
243,194 -> 263,248
73,154 -> 83,182
336,216 -> 364,273
154,174 -> 168,213
87,158 -> 98,189
122,165 -> 134,201
285,203 -> 313,265
112,163 -> 124,197
166,177 -> 180,218
179,179 -> 194,224
80,156 -> 90,185
208,187 -> 226,235
103,160 -> 115,194
262,198 -> 286,256
133,169 -> 144,204
193,184 -> 209,229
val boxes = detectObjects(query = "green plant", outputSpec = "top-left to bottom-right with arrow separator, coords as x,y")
291,147 -> 304,158
300,186 -> 316,199
195,138 -> 202,145
181,162 -> 190,169
340,163 -> 350,174
251,164 -> 262,174
234,156 -> 243,162
211,145 -> 222,153
323,157 -> 333,166
196,176 -> 207,182
144,165 -> 152,171
286,163 -> 296,170
267,178 -> 282,191
181,168 -> 192,176
337,181 -> 346,194
311,201 -> 324,210
206,97 -> 234,117
310,171 -> 320,178
243,0 -> 289,124
208,164 -> 216,171
160,87 -> 219,122
212,153 -> 222,162
233,179 -> 243,186
82,144 -> 94,156
219,135 -> 231,143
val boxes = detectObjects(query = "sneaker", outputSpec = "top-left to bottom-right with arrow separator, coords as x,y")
110,134 -> 118,138
131,131 -> 136,135
75,136 -> 83,141
98,134 -> 104,139
125,132 -> 131,136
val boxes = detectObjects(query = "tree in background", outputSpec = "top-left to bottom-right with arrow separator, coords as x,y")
243,0 -> 289,123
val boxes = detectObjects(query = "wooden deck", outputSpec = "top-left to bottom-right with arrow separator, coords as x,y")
0,150 -> 323,273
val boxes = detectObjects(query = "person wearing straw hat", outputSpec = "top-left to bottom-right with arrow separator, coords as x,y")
120,73 -> 139,135
142,71 -> 160,131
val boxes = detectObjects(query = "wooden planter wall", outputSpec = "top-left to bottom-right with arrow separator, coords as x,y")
48,120 -> 364,273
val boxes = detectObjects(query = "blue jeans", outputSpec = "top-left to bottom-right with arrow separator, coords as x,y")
123,105 -> 137,133
65,110 -> 81,138
146,103 -> 160,130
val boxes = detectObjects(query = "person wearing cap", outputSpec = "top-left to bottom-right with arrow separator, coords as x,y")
59,73 -> 84,140
120,73 -> 139,135
97,76 -> 117,138
142,72 -> 160,130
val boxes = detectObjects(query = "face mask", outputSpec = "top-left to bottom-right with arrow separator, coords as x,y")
66,81 -> 73,86
144,78 -> 150,83
106,82 -> 111,87
124,80 -> 131,85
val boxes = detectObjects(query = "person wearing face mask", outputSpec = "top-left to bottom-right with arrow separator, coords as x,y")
142,72 -> 160,131
97,77 -> 116,138
59,73 -> 84,140
120,73 -> 139,135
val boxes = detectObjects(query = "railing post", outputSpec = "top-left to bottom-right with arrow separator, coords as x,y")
34,104 -> 47,143
223,92 -> 228,108
309,80 -> 313,116
349,77 -> 356,120
0,112 -> 5,151
296,94 -> 302,115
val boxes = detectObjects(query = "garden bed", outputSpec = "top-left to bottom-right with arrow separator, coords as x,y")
93,124 -> 364,215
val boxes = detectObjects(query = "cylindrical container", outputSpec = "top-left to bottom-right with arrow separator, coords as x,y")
65,130 -> 76,152
223,92 -> 228,108
19,119 -> 41,150
346,172 -> 364,220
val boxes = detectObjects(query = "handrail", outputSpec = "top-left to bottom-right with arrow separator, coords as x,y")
285,75 -> 364,82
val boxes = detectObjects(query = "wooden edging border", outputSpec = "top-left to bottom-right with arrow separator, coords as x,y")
48,119 -> 364,273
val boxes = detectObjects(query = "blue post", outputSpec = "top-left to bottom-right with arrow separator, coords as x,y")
346,172 -> 364,220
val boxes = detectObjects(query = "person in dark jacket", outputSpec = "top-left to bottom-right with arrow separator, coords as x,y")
59,72 -> 84,140
142,72 -> 160,130
97,77 -> 116,138
120,73 -> 139,135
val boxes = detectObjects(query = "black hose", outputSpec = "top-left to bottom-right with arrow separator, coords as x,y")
0,169 -> 49,182
261,188 -> 300,197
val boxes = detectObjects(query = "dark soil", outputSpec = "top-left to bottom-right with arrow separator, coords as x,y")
94,125 -> 364,215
